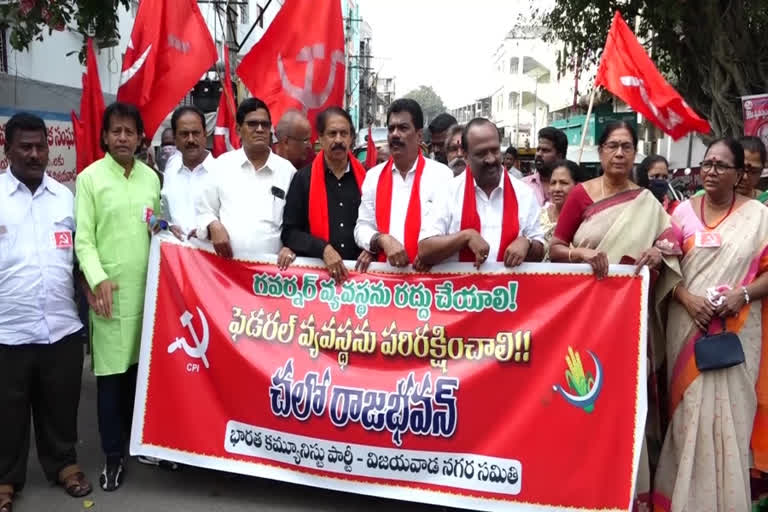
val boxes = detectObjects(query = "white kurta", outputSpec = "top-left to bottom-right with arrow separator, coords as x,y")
354,156 -> 453,251
419,169 -> 545,262
196,148 -> 296,256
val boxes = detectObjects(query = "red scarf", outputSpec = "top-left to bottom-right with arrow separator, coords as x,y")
459,166 -> 519,262
308,151 -> 366,241
375,151 -> 426,262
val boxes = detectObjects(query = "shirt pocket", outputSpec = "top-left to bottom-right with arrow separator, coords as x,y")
0,223 -> 19,265
271,196 -> 287,228
51,215 -> 75,260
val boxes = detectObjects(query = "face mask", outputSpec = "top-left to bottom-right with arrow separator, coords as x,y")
648,178 -> 668,202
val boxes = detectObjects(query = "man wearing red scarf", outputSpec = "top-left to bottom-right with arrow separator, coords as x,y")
282,107 -> 374,282
354,99 -> 453,269
418,118 -> 545,267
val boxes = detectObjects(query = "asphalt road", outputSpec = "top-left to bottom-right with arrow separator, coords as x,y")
14,356 -> 456,512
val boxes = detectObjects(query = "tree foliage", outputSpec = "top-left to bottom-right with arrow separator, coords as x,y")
538,0 -> 768,136
0,0 -> 129,61
403,85 -> 447,126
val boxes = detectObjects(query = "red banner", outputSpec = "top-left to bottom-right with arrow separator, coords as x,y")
132,239 -> 648,512
743,94 -> 768,147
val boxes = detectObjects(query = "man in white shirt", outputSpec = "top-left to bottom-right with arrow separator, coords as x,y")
196,97 -> 297,264
161,106 -> 215,240
0,113 -> 92,510
502,145 -> 524,179
354,98 -> 453,269
418,118 -> 545,268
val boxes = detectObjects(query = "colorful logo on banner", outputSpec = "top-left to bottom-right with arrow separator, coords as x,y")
552,347 -> 604,413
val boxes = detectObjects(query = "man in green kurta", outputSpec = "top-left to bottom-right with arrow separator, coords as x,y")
74,102 -> 159,492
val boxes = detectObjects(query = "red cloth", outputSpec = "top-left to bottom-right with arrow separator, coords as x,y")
308,151 -> 366,242
364,125 -> 378,169
117,0 -> 217,139
459,167 -> 519,262
236,0 -> 345,142
71,39 -> 105,173
553,184 -> 594,244
594,12 -> 710,139
213,45 -> 241,157
375,152 -> 426,262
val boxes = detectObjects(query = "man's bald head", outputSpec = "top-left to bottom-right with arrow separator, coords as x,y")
275,110 -> 312,168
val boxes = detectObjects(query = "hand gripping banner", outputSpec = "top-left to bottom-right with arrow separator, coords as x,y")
131,237 -> 649,512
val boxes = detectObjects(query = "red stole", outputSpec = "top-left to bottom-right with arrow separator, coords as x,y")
308,151 -> 366,241
459,167 -> 519,262
374,151 -> 426,262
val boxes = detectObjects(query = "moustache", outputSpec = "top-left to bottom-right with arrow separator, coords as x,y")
390,139 -> 404,147
448,157 -> 466,169
331,143 -> 347,151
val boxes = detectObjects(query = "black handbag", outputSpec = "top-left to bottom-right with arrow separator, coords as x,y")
694,326 -> 746,372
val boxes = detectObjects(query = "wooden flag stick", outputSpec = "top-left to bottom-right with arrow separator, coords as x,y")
577,86 -> 599,165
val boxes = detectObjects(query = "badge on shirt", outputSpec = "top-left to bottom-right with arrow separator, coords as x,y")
143,206 -> 154,224
695,231 -> 722,248
52,230 -> 73,249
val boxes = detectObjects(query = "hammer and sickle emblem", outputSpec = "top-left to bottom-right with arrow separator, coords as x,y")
167,307 -> 210,369
277,44 -> 345,111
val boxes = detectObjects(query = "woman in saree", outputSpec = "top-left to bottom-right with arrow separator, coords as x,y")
549,121 -> 682,509
539,159 -> 585,260
549,121 -> 681,275
653,138 -> 768,512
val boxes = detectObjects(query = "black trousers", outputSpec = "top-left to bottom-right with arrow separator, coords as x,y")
0,333 -> 84,490
96,364 -> 137,461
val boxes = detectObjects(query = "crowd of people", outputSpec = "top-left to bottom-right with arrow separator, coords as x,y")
1,93 -> 768,512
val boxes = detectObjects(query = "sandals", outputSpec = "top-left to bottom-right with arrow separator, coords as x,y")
58,465 -> 92,498
0,484 -> 13,512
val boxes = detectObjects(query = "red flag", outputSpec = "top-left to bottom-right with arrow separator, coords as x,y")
117,0 -> 217,140
71,39 -> 105,173
213,46 -> 241,157
236,0 -> 346,140
594,12 -> 710,139
364,125 -> 378,169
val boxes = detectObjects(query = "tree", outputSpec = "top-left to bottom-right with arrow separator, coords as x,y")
538,0 -> 768,136
0,0 -> 130,61
403,85 -> 447,127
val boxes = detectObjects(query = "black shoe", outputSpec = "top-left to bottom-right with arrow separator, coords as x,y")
99,457 -> 124,492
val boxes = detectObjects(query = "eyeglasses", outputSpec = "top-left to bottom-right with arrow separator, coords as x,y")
602,141 -> 635,153
744,164 -> 762,176
244,120 -> 271,130
700,160 -> 737,175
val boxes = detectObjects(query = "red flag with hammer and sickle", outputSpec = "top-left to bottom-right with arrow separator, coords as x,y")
594,12 -> 710,139
236,1 -> 346,140
71,39 -> 105,173
117,0 -> 217,140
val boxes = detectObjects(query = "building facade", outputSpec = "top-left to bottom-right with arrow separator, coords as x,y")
490,25 -> 576,148
450,97 -> 492,125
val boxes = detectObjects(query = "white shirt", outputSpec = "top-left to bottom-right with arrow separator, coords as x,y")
161,151 -> 216,234
354,156 -> 453,251
196,148 -> 296,256
419,168 -> 544,262
0,170 -> 83,345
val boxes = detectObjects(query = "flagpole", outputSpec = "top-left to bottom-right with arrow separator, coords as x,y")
577,86 -> 598,165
